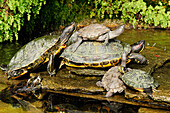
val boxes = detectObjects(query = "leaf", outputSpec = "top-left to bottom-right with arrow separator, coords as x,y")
27,13 -> 31,21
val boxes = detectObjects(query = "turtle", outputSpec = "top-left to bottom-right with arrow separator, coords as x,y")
59,40 -> 148,72
120,68 -> 159,94
96,52 -> 127,97
71,23 -> 125,52
1,22 -> 75,79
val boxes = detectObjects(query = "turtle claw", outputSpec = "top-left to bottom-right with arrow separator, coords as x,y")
153,88 -> 160,92
50,74 -> 56,77
104,91 -> 113,98
96,81 -> 103,87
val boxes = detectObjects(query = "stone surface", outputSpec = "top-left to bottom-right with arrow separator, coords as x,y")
138,107 -> 170,113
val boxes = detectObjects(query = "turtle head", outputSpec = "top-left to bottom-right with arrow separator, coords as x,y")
60,22 -> 75,46
130,40 -> 145,53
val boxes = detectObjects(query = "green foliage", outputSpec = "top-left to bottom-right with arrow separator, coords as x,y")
0,0 -> 46,42
19,0 -> 89,42
38,0 -> 89,30
88,0 -> 170,28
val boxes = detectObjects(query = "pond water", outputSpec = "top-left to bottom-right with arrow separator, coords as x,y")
118,29 -> 170,53
0,29 -> 169,112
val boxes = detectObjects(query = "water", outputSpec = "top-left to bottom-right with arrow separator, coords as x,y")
0,43 -> 21,65
0,29 -> 169,112
118,29 -> 170,53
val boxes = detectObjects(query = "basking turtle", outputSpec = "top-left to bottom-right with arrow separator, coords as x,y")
96,52 -> 127,97
59,40 -> 148,71
1,22 -> 75,79
120,69 -> 159,94
71,24 -> 125,52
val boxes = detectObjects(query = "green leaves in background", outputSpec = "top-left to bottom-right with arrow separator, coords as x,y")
0,0 -> 169,43
0,0 -> 46,42
89,0 -> 170,28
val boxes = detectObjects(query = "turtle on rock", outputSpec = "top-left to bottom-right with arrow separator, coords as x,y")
1,22 -> 75,79
59,40 -> 148,73
71,24 -> 125,52
120,68 -> 159,95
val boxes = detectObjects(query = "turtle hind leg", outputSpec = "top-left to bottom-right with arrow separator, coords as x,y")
71,37 -> 83,52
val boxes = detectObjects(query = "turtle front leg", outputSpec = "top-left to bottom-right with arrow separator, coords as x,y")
47,54 -> 56,77
72,36 -> 83,52
103,33 -> 109,45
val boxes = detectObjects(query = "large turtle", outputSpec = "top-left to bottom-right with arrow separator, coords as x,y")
71,24 -> 125,52
1,22 -> 75,79
59,40 -> 148,72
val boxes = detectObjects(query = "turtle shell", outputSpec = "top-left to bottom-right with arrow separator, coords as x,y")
61,41 -> 131,68
7,35 -> 59,71
120,69 -> 159,89
78,24 -> 110,40
100,66 -> 126,93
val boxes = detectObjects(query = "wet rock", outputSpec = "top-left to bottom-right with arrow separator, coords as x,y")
41,68 -> 103,93
138,107 -> 170,113
66,67 -> 107,76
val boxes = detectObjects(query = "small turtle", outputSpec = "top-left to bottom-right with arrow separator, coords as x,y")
120,69 -> 159,94
1,22 -> 75,79
71,24 -> 125,52
96,52 -> 127,97
59,40 -> 148,72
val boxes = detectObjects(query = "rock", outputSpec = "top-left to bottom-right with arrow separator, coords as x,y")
138,107 -> 170,113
